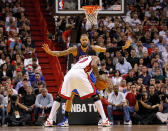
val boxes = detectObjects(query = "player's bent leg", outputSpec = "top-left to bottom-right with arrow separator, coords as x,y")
44,95 -> 62,127
92,94 -> 110,127
65,93 -> 75,112
57,93 -> 75,127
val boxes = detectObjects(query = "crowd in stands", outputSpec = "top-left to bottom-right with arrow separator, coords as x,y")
54,0 -> 168,125
0,0 -> 53,126
0,0 -> 168,127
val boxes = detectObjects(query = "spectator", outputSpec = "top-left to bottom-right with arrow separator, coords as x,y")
111,70 -> 122,86
150,46 -> 163,60
24,36 -> 35,54
162,45 -> 168,63
138,66 -> 151,86
24,52 -> 34,71
21,86 -> 36,122
6,94 -> 30,126
119,79 -> 127,93
3,88 -> 15,109
126,84 -> 137,114
155,54 -> 164,68
165,78 -> 168,89
164,61 -> 168,77
158,38 -> 167,53
138,58 -> 144,66
99,63 -> 109,75
125,82 -> 132,94
112,50 -> 121,66
155,80 -> 163,95
127,48 -> 139,68
12,68 -> 22,86
152,32 -> 160,45
148,85 -> 160,112
28,66 -> 43,83
116,57 -> 132,74
125,69 -> 138,83
34,82 -> 45,96
15,73 -> 31,91
136,45 -> 146,58
0,63 -> 13,79
22,86 -> 35,109
149,61 -> 163,77
133,92 -> 155,124
107,86 -> 131,125
135,41 -> 148,56
139,85 -> 147,93
137,78 -> 143,87
0,87 -> 6,126
103,80 -> 113,99
34,88 -> 53,123
31,72 -> 46,89
1,77 -> 17,96
153,69 -> 165,83
9,33 -> 22,57
18,78 -> 29,97
148,42 -> 155,55
6,77 -> 14,89
5,55 -> 13,72
156,95 -> 168,124
144,47 -> 152,64
129,14 -> 141,27
149,78 -> 156,86
106,58 -> 113,74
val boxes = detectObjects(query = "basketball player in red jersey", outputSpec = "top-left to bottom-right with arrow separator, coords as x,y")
42,34 -> 131,126
44,55 -> 111,127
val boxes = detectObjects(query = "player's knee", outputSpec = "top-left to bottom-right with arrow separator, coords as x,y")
92,94 -> 100,102
55,95 -> 62,102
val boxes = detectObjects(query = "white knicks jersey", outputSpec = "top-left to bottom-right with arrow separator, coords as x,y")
71,56 -> 92,73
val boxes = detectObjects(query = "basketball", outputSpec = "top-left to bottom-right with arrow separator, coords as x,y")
95,79 -> 108,90
95,75 -> 108,90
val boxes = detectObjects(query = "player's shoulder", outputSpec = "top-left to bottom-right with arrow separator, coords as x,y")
68,46 -> 77,51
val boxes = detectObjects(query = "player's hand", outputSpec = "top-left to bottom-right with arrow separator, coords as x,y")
42,43 -> 52,55
122,39 -> 132,50
97,74 -> 108,82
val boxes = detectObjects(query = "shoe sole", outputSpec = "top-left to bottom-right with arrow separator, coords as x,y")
59,124 -> 69,127
43,124 -> 53,127
102,124 -> 111,127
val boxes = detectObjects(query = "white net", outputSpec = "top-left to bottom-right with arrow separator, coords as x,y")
82,6 -> 101,26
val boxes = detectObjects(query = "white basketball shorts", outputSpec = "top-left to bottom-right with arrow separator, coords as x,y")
59,69 -> 96,99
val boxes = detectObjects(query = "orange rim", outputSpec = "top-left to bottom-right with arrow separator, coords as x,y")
82,5 -> 101,14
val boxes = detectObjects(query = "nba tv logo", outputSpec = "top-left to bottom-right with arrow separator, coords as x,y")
59,0 -> 64,10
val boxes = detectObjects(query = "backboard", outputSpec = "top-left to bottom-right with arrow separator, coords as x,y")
55,0 -> 126,16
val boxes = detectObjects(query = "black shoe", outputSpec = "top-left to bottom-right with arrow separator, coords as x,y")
11,122 -> 19,126
22,122 -> 26,126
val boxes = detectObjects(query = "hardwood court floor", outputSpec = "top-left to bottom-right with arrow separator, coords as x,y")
0,125 -> 168,131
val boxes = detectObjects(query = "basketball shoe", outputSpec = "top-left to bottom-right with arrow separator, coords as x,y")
98,119 -> 102,126
57,117 -> 69,127
44,119 -> 53,127
102,119 -> 111,127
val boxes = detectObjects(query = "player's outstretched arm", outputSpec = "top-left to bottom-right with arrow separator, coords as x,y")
42,43 -> 77,57
91,39 -> 132,53
122,39 -> 132,50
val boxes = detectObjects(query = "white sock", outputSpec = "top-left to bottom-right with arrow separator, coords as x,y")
94,100 -> 106,120
48,101 -> 60,121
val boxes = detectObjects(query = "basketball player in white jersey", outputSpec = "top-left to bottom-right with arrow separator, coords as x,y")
44,54 -> 110,127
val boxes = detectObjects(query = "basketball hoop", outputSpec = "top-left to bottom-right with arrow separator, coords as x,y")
82,5 -> 101,26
